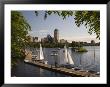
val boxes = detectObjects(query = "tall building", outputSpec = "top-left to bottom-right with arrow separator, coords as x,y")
54,29 -> 59,43
27,36 -> 38,42
47,34 -> 53,43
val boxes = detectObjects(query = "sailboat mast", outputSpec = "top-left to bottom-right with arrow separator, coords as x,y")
94,46 -> 95,64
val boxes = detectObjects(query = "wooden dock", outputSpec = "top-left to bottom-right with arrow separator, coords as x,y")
24,60 -> 99,77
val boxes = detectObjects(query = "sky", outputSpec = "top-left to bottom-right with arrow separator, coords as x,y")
20,11 -> 100,43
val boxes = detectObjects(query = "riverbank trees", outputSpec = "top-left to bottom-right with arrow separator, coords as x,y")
11,11 -> 31,67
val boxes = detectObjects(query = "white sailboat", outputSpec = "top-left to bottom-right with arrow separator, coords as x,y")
39,44 -> 44,60
59,45 -> 74,65
40,44 -> 48,64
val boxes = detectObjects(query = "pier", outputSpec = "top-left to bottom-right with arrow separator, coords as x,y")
24,60 -> 99,77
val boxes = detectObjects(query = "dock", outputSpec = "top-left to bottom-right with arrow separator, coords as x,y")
24,60 -> 99,77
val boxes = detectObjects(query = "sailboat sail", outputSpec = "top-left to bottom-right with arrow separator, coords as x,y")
59,49 -> 67,65
40,44 -> 44,60
67,50 -> 74,64
55,44 -> 75,65
63,45 -> 74,65
64,45 -> 69,63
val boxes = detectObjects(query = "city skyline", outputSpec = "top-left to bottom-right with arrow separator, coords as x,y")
20,11 -> 100,43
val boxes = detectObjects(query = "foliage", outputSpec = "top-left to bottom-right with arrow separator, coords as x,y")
41,11 -> 100,39
27,41 -> 99,48
77,47 -> 88,52
44,11 -> 74,20
11,11 -> 31,67
74,11 -> 100,39
71,41 -> 83,47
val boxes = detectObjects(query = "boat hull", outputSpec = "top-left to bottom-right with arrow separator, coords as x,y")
24,59 -> 29,62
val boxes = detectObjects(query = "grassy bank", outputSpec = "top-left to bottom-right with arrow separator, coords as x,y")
77,47 -> 88,52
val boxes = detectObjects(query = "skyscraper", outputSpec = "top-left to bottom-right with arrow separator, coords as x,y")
47,34 -> 53,43
54,29 -> 59,43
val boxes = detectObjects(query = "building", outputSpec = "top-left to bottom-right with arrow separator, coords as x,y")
33,37 -> 38,42
41,37 -> 48,43
60,39 -> 66,43
47,34 -> 53,43
27,36 -> 38,42
54,29 -> 59,43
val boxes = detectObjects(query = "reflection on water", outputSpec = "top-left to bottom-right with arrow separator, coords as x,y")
11,61 -> 70,77
11,46 -> 100,77
72,46 -> 100,72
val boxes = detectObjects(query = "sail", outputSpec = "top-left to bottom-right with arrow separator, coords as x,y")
64,45 -> 68,64
40,44 -> 44,60
67,50 -> 74,65
59,49 -> 67,65
59,45 -> 75,65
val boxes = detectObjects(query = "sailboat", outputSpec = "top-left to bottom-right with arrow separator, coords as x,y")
67,50 -> 74,65
33,44 -> 44,61
39,44 -> 48,64
39,44 -> 44,60
59,45 -> 74,67
64,45 -> 68,64
65,45 -> 74,65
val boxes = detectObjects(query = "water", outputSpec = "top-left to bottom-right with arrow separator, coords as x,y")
11,46 -> 100,77
11,61 -> 70,77
72,46 -> 100,72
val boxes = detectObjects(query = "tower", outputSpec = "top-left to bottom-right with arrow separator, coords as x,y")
54,29 -> 59,43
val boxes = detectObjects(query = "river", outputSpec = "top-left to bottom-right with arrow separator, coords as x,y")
11,46 -> 100,77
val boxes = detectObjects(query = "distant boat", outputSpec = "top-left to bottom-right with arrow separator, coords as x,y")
50,50 -> 58,56
50,53 -> 58,56
58,48 -> 60,50
96,72 -> 100,75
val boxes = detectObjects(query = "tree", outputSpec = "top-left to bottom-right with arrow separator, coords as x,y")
11,11 -> 31,67
39,11 -> 100,39
74,11 -> 100,39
